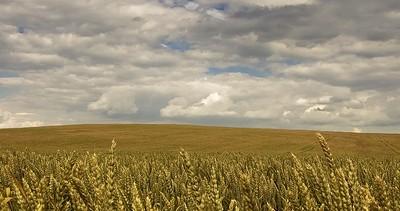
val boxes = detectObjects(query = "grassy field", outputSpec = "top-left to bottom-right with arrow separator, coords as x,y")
0,124 -> 399,156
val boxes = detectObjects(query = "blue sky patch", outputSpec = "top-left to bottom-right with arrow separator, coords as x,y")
159,0 -> 190,8
213,3 -> 228,11
0,86 -> 18,99
17,26 -> 26,34
161,39 -> 191,52
283,59 -> 301,66
207,66 -> 271,77
0,71 -> 19,78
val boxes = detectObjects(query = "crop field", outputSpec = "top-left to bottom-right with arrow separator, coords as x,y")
0,124 -> 400,155
0,133 -> 399,210
0,125 -> 400,210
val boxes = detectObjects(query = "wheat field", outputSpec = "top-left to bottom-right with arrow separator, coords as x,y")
0,133 -> 399,210
1,124 -> 400,156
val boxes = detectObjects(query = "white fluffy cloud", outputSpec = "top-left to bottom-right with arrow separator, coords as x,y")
88,86 -> 138,115
161,92 -> 237,117
0,109 -> 43,128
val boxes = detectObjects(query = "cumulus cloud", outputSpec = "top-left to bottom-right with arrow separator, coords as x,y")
161,92 -> 236,117
0,109 -> 11,123
0,0 -> 399,132
88,86 -> 138,116
0,108 -> 43,128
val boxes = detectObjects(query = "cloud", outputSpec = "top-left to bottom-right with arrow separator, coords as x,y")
244,109 -> 282,120
207,66 -> 270,77
161,92 -> 236,117
195,0 -> 316,8
88,86 -> 138,116
160,0 -> 226,20
282,56 -> 400,91
240,0 -> 316,8
386,10 -> 400,19
0,0 -> 399,132
205,9 -> 226,20
296,96 -> 332,106
300,110 -> 341,125
0,109 -> 11,123
305,104 -> 327,113
0,108 -> 43,128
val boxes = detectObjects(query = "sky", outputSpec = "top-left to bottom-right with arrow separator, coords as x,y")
1,0 -> 400,133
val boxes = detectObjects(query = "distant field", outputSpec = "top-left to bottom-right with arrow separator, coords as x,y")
0,124 -> 399,155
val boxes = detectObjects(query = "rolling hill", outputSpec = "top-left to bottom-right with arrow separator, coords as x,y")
0,124 -> 399,156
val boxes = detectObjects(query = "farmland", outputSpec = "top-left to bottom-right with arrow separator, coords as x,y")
0,124 -> 399,156
0,124 -> 399,210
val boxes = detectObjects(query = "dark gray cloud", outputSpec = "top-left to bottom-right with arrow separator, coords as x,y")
193,0 -> 400,42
